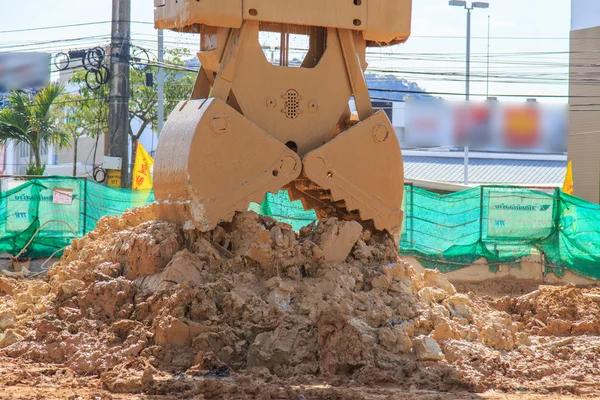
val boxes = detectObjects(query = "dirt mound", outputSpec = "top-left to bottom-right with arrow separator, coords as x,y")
493,284 -> 600,336
1,206 -> 600,397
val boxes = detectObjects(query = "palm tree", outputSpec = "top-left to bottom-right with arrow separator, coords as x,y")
0,83 -> 70,174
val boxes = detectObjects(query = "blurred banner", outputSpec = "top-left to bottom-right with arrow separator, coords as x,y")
0,52 -> 50,93
405,100 -> 567,152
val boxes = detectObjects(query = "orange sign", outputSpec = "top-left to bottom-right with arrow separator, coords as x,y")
504,107 -> 540,149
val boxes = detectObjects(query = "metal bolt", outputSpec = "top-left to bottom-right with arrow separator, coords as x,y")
266,97 -> 277,109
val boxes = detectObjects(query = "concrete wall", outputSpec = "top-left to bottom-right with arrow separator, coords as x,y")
57,135 -> 105,166
569,24 -> 600,202
45,163 -> 93,177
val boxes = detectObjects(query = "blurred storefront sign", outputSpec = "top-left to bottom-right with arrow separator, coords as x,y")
0,52 -> 50,93
405,99 -> 566,152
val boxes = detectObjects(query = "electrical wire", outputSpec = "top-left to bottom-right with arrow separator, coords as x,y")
10,41 -> 600,105
0,20 -> 152,35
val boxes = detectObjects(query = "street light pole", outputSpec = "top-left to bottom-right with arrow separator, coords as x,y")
466,8 -> 471,103
464,7 -> 471,185
449,1 -> 489,186
486,15 -> 491,98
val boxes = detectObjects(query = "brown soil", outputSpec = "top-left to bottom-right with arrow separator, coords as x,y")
1,205 -> 600,399
454,279 -> 548,298
1,358 -> 594,400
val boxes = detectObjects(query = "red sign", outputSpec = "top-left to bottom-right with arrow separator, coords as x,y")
454,103 -> 491,146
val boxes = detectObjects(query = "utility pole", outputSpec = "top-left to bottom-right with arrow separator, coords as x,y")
106,0 -> 131,188
157,29 -> 165,139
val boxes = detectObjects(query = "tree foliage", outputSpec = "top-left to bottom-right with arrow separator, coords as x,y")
0,83 -> 69,173
64,70 -> 110,140
66,47 -> 196,156
128,48 -> 196,142
58,90 -> 108,176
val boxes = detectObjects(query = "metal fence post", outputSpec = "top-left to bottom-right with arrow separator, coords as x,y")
553,187 -> 561,233
479,186 -> 485,246
410,184 -> 414,247
552,187 -> 562,269
83,178 -> 88,235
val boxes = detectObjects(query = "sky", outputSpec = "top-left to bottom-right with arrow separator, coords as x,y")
0,0 -> 572,104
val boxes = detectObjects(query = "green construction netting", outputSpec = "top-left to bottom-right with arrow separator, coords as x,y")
257,185 -> 600,280
0,177 -> 153,258
3,177 -> 600,280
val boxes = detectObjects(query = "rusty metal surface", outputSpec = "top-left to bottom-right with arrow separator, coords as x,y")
153,0 -> 412,233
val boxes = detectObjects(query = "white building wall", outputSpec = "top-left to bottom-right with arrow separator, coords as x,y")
392,101 -> 406,146
392,102 -> 406,128
4,142 -> 15,175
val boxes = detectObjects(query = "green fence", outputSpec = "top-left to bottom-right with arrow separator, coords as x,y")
258,185 -> 600,280
0,177 -> 153,258
4,177 -> 600,280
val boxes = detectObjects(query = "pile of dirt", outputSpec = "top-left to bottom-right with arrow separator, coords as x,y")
493,285 -> 600,336
1,205 -> 600,398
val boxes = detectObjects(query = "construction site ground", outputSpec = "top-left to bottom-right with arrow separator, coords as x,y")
0,360 -> 592,400
1,205 -> 600,399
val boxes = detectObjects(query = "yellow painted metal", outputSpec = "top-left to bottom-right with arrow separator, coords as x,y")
242,0 -> 366,32
303,111 -> 404,233
153,0 -> 412,232
337,29 -> 373,121
229,22 -> 353,156
155,0 -> 411,46
154,98 -> 302,230
154,0 -> 243,31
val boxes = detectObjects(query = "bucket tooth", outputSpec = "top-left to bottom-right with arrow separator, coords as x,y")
154,98 -> 302,230
302,111 -> 404,233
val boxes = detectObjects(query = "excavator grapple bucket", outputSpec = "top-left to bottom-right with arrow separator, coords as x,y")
303,111 -> 404,233
153,0 -> 412,234
154,98 -> 302,230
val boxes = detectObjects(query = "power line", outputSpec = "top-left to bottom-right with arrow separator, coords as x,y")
410,35 -> 572,40
0,21 -> 111,34
0,20 -> 152,35
0,36 -> 111,52
6,43 -> 599,102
